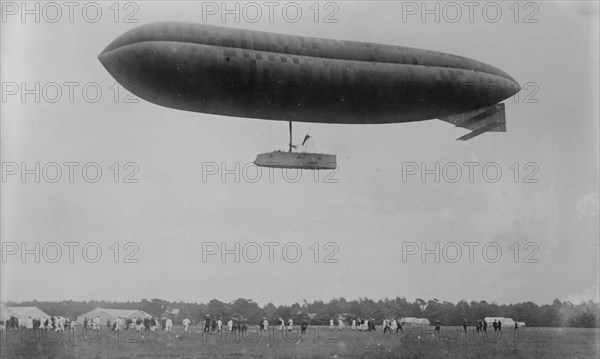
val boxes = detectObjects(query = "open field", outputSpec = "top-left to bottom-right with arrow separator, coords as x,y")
1,326 -> 598,359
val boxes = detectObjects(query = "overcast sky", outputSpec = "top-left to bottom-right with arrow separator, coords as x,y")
1,1 -> 598,307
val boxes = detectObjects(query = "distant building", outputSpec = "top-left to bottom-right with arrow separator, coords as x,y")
165,304 -> 180,316
399,317 -> 431,326
76,308 -> 151,324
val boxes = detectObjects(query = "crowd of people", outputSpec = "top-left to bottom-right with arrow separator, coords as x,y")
2,314 -> 516,337
1,315 -> 74,332
189,316 -> 408,335
82,315 -> 178,332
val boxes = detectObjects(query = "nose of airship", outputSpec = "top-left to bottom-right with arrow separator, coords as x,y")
98,45 -> 123,85
98,48 -> 128,95
97,51 -> 110,76
488,71 -> 521,104
471,58 -> 521,103
504,74 -> 521,99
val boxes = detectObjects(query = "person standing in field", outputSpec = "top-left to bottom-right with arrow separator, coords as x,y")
329,319 -> 335,330
242,317 -> 248,333
338,318 -> 344,331
165,318 -> 172,332
301,318 -> 308,335
383,319 -> 392,334
351,319 -> 356,330
227,319 -> 233,331
498,320 -> 502,331
262,318 -> 269,332
463,318 -> 468,333
389,318 -> 397,333
203,316 -> 211,333
483,319 -> 487,332
182,318 -> 190,332
434,320 -> 441,336
278,318 -> 284,331
493,320 -> 498,332
287,318 -> 293,331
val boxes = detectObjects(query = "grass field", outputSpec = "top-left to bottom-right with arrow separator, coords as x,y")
1,325 -> 598,358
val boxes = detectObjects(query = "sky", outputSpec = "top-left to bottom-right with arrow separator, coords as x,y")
1,1 -> 599,307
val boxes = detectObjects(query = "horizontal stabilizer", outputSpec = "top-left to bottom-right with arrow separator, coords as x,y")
439,103 -> 506,141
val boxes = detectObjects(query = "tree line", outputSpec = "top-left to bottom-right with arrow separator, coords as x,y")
5,297 -> 598,328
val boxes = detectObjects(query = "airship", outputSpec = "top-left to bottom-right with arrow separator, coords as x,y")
98,22 -> 520,170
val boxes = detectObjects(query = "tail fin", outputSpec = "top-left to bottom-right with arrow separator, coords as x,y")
439,103 -> 506,141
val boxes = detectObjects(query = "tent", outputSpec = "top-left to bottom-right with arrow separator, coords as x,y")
399,317 -> 431,326
484,317 -> 516,327
76,308 -> 152,324
1,306 -> 50,328
5,306 -> 49,320
1,303 -> 14,321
